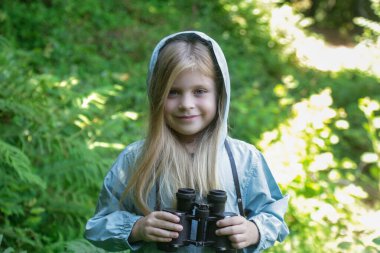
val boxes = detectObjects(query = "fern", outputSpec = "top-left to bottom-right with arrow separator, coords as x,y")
0,139 -> 45,187
63,239 -> 129,253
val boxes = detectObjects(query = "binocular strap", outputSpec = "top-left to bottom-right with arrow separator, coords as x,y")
224,140 -> 245,217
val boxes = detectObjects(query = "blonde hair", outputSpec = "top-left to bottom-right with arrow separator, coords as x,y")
124,35 -> 226,214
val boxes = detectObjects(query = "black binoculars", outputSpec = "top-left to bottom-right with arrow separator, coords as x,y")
157,188 -> 237,252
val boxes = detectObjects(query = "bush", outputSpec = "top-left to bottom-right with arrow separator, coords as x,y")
0,0 -> 379,252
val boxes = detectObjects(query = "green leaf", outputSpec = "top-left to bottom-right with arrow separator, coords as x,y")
3,247 -> 15,253
0,139 -> 45,188
30,207 -> 45,215
338,241 -> 352,250
373,236 -> 380,245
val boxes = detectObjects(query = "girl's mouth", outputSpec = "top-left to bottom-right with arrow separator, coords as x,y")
177,115 -> 198,120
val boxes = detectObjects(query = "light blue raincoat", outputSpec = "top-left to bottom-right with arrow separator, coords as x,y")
85,31 -> 289,252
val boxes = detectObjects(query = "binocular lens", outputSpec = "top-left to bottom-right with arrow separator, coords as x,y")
207,190 -> 227,216
207,189 -> 227,203
176,188 -> 196,212
177,188 -> 196,197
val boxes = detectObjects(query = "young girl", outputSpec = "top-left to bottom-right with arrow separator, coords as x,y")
85,31 -> 289,252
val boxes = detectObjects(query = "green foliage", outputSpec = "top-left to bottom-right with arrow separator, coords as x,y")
63,239 -> 129,253
354,0 -> 380,42
280,0 -> 378,41
0,0 -> 379,252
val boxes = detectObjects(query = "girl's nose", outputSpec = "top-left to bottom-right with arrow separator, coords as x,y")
179,94 -> 194,109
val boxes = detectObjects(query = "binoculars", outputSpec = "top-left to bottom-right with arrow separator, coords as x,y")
157,188 -> 237,252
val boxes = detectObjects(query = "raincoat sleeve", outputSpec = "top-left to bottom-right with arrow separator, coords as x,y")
84,147 -> 144,251
244,150 -> 289,252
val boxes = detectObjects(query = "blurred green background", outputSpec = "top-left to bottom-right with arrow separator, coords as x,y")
1,0 -> 379,252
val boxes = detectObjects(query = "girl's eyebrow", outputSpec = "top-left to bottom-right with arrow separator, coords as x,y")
172,83 -> 214,88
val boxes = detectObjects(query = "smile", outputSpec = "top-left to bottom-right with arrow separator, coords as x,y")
177,115 -> 199,120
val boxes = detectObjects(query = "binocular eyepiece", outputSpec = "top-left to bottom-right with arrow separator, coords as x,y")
157,188 -> 237,252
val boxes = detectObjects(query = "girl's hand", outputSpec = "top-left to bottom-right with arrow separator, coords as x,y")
215,216 -> 260,249
129,211 -> 183,243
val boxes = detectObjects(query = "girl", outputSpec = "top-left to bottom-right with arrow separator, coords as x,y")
85,31 -> 289,252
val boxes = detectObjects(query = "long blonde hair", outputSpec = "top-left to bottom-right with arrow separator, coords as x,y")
124,35 -> 226,214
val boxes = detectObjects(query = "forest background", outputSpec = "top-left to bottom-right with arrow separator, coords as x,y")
1,0 -> 380,252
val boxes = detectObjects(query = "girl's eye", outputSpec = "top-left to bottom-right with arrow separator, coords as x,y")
194,89 -> 207,95
168,90 -> 179,97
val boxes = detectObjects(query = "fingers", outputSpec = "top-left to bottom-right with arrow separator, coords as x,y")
215,216 -> 260,249
136,211 -> 183,242
215,216 -> 245,238
215,222 -> 245,236
228,233 -> 248,245
216,216 -> 245,228
155,211 -> 181,225
216,224 -> 250,249
143,226 -> 180,242
148,212 -> 183,232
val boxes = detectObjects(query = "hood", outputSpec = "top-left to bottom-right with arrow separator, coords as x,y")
147,31 -> 231,146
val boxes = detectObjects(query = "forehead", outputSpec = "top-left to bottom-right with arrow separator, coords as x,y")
172,69 -> 215,88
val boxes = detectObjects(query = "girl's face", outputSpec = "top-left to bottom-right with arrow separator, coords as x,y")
164,69 -> 217,144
